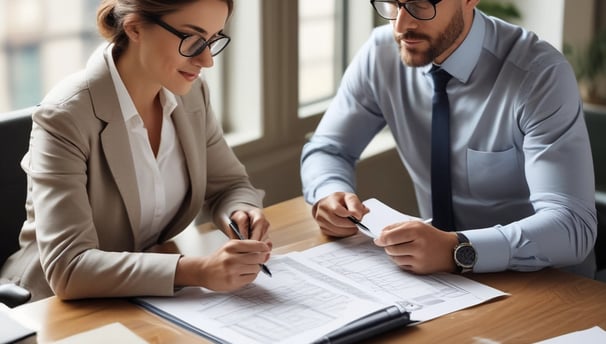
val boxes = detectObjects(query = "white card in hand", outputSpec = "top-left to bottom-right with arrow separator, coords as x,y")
358,198 -> 424,238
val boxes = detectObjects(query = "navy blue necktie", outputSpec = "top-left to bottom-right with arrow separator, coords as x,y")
430,67 -> 455,231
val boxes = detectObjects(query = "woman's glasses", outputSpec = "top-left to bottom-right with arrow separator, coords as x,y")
151,17 -> 231,57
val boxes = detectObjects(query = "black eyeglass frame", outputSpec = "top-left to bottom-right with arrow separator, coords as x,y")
150,17 -> 231,57
370,0 -> 443,21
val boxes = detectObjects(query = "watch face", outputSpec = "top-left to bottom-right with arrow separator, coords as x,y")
455,243 -> 476,268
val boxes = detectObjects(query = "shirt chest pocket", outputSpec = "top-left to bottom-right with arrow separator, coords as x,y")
466,147 -> 528,200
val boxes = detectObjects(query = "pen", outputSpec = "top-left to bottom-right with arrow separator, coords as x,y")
227,219 -> 273,277
347,216 -> 374,237
347,216 -> 433,237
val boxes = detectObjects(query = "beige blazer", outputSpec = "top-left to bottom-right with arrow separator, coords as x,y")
0,46 -> 264,302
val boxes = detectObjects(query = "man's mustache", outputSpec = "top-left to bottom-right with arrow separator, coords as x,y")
395,32 -> 431,41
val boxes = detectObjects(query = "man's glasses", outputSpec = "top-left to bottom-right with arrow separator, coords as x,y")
370,0 -> 443,21
151,17 -> 231,57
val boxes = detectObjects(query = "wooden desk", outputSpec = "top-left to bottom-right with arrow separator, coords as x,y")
9,197 -> 606,343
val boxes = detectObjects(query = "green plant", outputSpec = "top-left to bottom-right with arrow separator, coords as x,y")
564,29 -> 606,105
477,1 -> 522,22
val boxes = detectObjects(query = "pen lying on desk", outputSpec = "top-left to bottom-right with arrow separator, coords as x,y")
227,219 -> 273,277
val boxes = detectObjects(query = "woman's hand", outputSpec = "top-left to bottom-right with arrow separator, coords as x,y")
227,209 -> 272,249
175,238 -> 271,292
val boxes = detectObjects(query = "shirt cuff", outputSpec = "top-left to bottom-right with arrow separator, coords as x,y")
312,183 -> 356,204
463,227 -> 510,272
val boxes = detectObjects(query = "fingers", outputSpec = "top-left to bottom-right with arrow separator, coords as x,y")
312,192 -> 369,237
196,240 -> 272,292
228,210 -> 251,238
373,221 -> 459,274
224,238 -> 271,260
227,209 -> 271,243
247,209 -> 271,241
342,193 -> 369,219
192,209 -> 272,293
374,220 -> 425,246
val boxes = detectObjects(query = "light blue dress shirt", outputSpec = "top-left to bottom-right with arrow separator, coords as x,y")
301,11 -> 597,277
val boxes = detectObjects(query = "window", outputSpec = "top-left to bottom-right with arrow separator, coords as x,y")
219,0 -> 374,155
298,0 -> 341,115
8,45 -> 41,109
0,0 -> 102,112
298,0 -> 375,118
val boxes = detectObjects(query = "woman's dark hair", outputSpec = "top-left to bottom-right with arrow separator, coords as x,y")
97,0 -> 234,57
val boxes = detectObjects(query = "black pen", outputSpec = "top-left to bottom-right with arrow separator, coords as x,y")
227,219 -> 273,277
347,216 -> 375,238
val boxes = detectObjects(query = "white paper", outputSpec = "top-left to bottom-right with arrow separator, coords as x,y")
297,235 -> 508,322
138,256 -> 391,344
358,198 -> 425,238
53,322 -> 148,344
0,305 -> 36,343
534,326 -> 606,344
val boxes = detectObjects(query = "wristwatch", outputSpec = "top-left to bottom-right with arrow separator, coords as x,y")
453,232 -> 476,273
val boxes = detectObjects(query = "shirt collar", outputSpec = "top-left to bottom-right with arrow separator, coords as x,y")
424,9 -> 486,84
104,44 -> 178,122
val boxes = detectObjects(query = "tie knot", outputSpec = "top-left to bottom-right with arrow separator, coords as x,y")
430,68 -> 452,92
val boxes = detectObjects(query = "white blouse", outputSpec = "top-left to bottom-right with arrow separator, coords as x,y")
105,44 -> 188,250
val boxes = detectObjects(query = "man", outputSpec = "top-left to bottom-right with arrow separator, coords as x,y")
300,0 -> 597,278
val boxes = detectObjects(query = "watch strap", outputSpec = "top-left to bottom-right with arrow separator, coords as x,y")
454,232 -> 475,273
456,232 -> 469,244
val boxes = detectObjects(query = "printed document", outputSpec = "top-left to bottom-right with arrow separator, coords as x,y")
136,198 -> 508,343
296,235 -> 506,322
137,255 -> 392,344
137,245 -> 505,343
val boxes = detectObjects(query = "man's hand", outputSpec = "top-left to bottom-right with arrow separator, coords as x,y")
312,192 -> 369,237
374,221 -> 459,274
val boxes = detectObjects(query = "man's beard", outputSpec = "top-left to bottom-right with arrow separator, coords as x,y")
394,7 -> 465,67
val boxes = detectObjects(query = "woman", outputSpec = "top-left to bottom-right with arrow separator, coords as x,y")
0,0 -> 272,302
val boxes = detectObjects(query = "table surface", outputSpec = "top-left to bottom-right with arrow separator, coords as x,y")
9,196 -> 606,343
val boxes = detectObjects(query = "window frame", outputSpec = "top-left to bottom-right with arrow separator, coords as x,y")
228,0 -> 375,160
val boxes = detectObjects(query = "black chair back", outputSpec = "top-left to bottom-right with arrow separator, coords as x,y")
0,107 -> 34,267
585,106 -> 606,271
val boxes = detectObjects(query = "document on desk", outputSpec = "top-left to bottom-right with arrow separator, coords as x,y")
135,198 -> 507,343
299,197 -> 508,322
136,244 -> 505,344
135,255 -> 400,344
296,235 -> 507,322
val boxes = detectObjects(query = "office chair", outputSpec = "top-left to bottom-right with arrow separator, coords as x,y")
585,106 -> 606,280
0,106 -> 35,307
